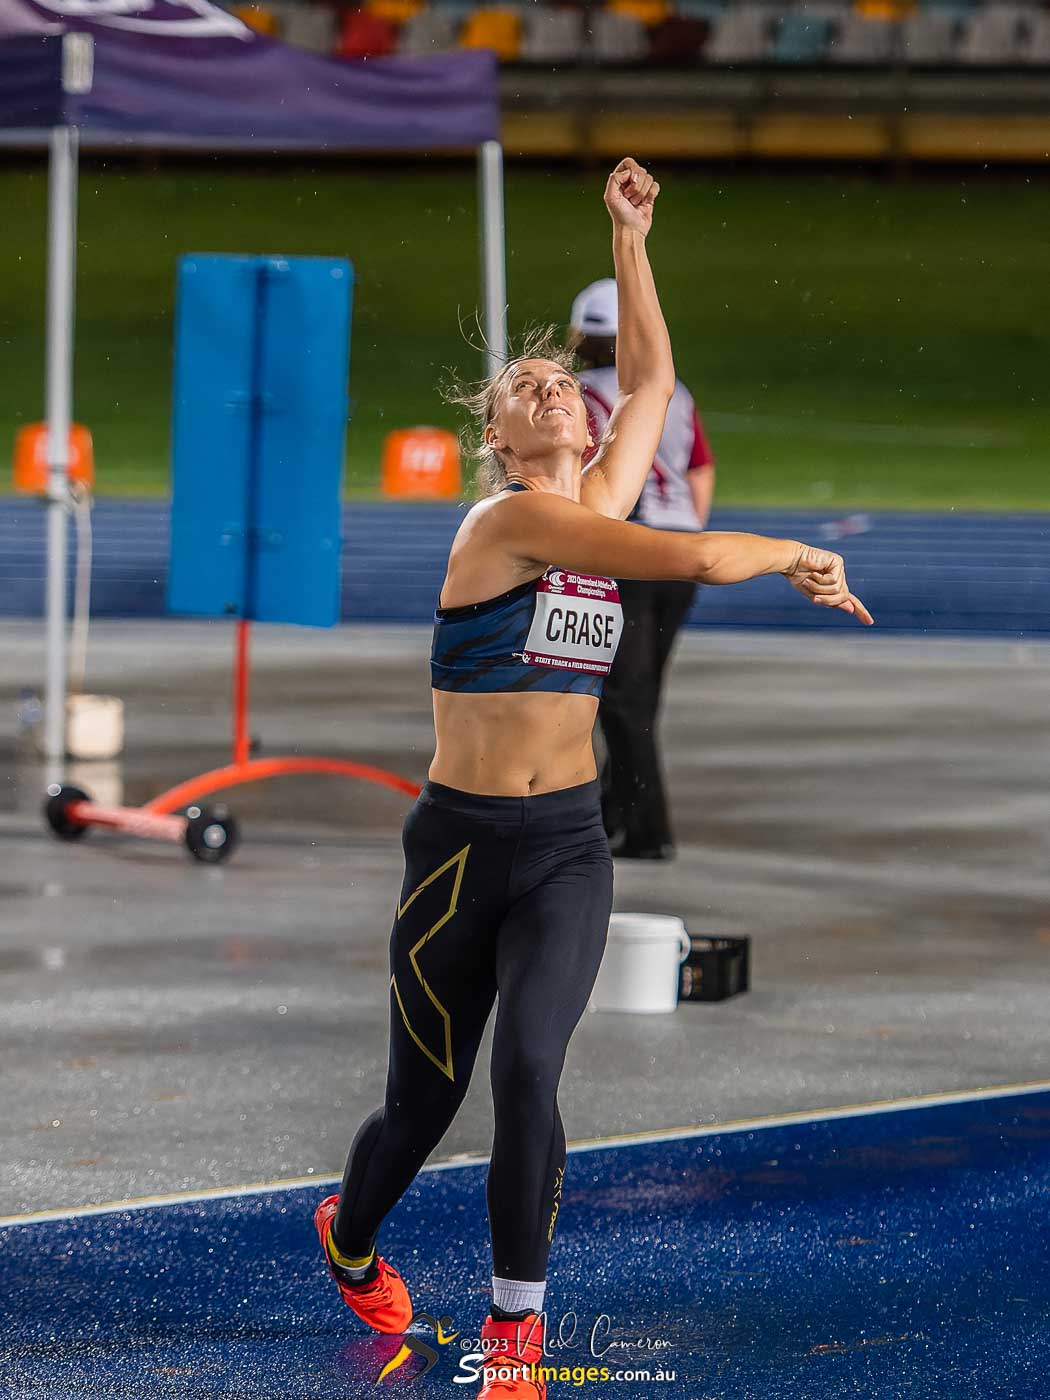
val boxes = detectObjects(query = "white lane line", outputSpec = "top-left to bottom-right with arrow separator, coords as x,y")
1,1077 -> 1046,1229
560,1077 -> 1050,1158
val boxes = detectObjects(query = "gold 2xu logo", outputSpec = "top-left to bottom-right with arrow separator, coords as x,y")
547,1165 -> 565,1242
375,1313 -> 459,1382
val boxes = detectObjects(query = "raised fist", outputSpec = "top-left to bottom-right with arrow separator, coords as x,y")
604,157 -> 659,237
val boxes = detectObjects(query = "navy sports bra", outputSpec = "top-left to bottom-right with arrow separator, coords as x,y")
430,483 -> 624,696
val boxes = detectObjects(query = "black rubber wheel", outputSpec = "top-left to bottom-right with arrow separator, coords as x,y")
43,784 -> 92,841
184,804 -> 239,864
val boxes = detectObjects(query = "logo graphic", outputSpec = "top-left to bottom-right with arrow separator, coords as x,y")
376,1312 -> 459,1382
31,0 -> 252,40
390,844 -> 470,1083
547,1165 -> 564,1242
546,569 -> 566,591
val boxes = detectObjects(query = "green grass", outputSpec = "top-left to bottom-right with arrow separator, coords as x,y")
1,164 -> 1048,509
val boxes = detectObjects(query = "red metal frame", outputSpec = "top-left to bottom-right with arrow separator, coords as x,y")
66,800 -> 187,844
146,756 -> 420,816
143,620 -> 421,815
233,619 -> 252,768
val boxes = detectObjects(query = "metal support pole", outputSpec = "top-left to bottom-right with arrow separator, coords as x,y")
233,620 -> 252,767
43,124 -> 79,773
478,139 -> 508,379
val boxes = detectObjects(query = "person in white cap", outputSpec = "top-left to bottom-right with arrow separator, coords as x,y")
568,276 -> 716,859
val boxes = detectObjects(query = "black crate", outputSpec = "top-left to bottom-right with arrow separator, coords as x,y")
678,934 -> 750,1003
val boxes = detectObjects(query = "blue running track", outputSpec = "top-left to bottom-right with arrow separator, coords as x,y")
2,1085 -> 1048,1397
1,501 -> 1049,634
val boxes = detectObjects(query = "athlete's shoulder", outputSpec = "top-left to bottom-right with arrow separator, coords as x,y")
452,486 -> 556,548
447,492 -> 505,551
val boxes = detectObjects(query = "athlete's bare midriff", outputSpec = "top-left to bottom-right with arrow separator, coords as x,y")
428,504 -> 603,796
428,688 -> 600,796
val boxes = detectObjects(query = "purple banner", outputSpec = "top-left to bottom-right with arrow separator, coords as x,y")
0,0 -> 499,148
0,32 -> 62,125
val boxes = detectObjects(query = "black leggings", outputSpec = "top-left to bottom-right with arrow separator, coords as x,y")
332,777 -> 613,1281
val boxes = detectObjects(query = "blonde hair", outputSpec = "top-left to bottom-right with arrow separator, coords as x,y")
443,325 -> 580,497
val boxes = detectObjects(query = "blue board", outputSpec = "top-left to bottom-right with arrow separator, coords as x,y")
1,1087 -> 1048,1397
168,254 -> 353,627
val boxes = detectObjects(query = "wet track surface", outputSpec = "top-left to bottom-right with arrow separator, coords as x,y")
2,1089 -> 1048,1397
1,621 -> 1048,1395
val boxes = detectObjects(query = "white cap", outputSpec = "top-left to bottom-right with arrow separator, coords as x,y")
569,278 -> 618,338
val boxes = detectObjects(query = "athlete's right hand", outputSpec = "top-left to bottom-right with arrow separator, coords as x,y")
784,544 -> 874,625
604,157 -> 659,237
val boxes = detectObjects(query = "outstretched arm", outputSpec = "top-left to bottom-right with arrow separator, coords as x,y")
483,491 -> 875,624
580,158 -> 675,521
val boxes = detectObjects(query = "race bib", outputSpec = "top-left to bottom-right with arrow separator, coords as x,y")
521,568 -> 622,676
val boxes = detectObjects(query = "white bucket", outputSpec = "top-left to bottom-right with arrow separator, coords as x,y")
64,694 -> 125,761
588,913 -> 691,1015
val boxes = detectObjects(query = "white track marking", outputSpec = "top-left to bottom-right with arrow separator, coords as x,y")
1,1078 -> 1046,1229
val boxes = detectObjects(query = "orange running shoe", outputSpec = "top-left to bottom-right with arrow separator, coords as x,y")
313,1194 -> 412,1334
477,1312 -> 547,1398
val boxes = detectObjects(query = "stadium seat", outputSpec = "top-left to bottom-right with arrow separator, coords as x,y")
675,0 -> 729,18
924,0 -> 979,7
1022,11 -> 1050,63
900,7 -> 959,63
336,7 -> 397,57
957,3 -> 1035,64
647,13 -> 710,62
608,0 -> 672,26
590,9 -> 649,61
795,2 -> 852,16
230,3 -> 279,37
922,0 -> 979,14
263,1 -> 295,40
275,2 -> 337,53
706,4 -> 778,63
520,7 -> 585,63
366,0 -> 424,23
773,11 -> 834,61
828,14 -> 899,62
399,7 -> 462,53
855,0 -> 915,19
459,7 -> 522,61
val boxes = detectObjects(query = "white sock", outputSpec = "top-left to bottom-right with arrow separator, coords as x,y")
492,1275 -> 546,1316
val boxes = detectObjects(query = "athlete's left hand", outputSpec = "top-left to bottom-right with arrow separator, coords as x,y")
785,544 -> 875,625
604,157 -> 659,237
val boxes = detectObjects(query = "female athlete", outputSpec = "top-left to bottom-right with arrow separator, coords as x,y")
313,158 -> 873,1399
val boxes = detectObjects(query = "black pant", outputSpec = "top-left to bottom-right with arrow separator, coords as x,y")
332,777 -> 613,1282
598,577 -> 698,850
